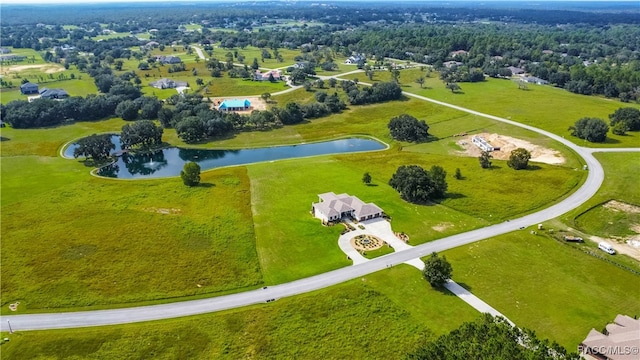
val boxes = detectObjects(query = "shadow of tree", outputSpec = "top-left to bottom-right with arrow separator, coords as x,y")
445,192 -> 466,200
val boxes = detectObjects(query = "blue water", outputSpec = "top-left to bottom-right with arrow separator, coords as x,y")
64,136 -> 386,179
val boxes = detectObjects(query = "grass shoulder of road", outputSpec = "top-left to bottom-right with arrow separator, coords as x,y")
0,265 -> 478,359
443,231 -> 640,350
340,68 -> 640,148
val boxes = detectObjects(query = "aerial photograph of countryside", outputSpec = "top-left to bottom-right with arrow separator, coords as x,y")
0,0 -> 639,358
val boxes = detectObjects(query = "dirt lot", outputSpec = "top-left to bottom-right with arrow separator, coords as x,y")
456,132 -> 565,165
596,200 -> 640,260
208,96 -> 267,114
1,64 -> 65,74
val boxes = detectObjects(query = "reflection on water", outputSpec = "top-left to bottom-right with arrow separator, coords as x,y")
64,136 -> 386,179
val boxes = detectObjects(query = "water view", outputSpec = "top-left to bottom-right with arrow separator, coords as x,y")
64,136 -> 386,179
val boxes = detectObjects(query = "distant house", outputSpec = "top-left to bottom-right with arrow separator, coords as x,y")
218,99 -> 251,112
39,88 -> 69,100
293,62 -> 308,69
149,78 -> 187,89
145,41 -> 159,49
20,82 -> 39,94
0,54 -> 26,62
345,54 -> 365,64
522,76 -> 549,85
0,48 -> 11,54
443,61 -> 463,68
508,66 -> 525,75
254,69 -> 282,81
542,50 -> 554,55
312,192 -> 384,223
156,55 -> 182,64
579,315 -> 639,360
450,50 -> 469,57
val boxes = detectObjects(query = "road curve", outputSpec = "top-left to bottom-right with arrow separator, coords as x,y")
2,85 -> 625,332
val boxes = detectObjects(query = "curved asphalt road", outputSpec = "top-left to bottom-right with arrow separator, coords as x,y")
3,78 -> 639,332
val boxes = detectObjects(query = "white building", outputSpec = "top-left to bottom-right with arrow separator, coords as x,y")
312,192 -> 384,223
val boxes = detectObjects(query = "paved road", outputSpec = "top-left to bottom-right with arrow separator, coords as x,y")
4,73 -> 638,332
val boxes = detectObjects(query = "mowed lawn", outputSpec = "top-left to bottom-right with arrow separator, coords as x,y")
250,148 -> 582,284
443,232 -> 640,349
1,266 -> 479,359
341,68 -> 640,148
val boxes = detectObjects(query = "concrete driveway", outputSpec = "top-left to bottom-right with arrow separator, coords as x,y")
338,217 -> 425,270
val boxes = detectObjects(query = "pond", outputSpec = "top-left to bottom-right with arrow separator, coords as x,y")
64,136 -> 386,179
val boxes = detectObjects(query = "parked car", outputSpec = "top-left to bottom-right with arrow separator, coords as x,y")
598,242 -> 616,255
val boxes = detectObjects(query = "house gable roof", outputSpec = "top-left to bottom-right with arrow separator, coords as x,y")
39,88 -> 69,98
20,82 -> 38,89
314,192 -> 383,220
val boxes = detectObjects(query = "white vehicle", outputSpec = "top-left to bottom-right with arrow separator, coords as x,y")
598,242 -> 616,255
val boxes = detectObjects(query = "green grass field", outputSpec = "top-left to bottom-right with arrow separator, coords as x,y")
341,69 -> 640,148
443,231 -> 640,349
1,162 -> 262,310
0,265 -> 479,359
249,144 -> 582,284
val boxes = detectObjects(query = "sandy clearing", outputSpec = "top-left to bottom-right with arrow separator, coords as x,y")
603,200 -> 640,214
432,223 -> 454,232
1,64 -> 65,74
591,235 -> 640,261
456,132 -> 565,165
208,96 -> 267,113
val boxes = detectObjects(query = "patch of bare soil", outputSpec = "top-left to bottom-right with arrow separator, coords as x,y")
2,64 -> 65,74
456,133 -> 565,165
208,96 -> 267,113
603,200 -> 640,214
432,223 -> 454,232
145,207 -> 181,215
591,235 -> 640,261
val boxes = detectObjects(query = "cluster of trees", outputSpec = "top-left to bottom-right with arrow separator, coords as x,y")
388,114 -> 430,142
115,97 -> 163,121
407,314 -> 579,360
340,80 -> 403,105
609,107 -> 640,135
439,65 -> 485,84
158,93 -> 346,144
120,120 -> 163,149
389,165 -> 447,203
72,134 -> 115,161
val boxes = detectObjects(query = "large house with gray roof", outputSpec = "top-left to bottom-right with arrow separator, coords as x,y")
39,88 -> 69,100
579,314 -> 639,360
20,82 -> 39,94
312,192 -> 384,223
